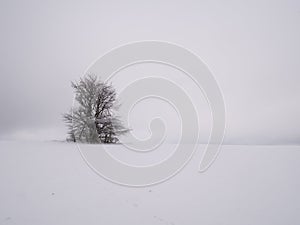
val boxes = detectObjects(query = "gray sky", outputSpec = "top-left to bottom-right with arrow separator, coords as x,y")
0,0 -> 299,144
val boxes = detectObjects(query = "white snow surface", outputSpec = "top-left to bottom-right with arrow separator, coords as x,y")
0,141 -> 299,225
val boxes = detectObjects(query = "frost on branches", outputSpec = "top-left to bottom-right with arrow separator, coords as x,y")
63,74 -> 128,144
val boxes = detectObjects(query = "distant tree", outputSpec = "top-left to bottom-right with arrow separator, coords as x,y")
63,74 -> 128,143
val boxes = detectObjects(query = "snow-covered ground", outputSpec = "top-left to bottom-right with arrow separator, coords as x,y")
0,141 -> 299,225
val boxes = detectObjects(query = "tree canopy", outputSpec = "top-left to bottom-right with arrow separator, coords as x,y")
63,74 -> 128,143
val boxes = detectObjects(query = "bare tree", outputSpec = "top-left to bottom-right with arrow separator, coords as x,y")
63,74 -> 127,143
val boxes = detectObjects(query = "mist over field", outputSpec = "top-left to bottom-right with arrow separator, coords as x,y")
0,0 -> 299,144
0,0 -> 299,224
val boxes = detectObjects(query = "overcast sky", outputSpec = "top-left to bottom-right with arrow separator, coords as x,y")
0,0 -> 299,144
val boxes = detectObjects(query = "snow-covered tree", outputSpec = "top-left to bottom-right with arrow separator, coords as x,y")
63,74 -> 128,143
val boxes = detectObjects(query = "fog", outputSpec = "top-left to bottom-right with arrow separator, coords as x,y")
0,0 -> 299,144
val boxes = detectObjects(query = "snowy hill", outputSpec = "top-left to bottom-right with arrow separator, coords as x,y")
0,141 -> 299,225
